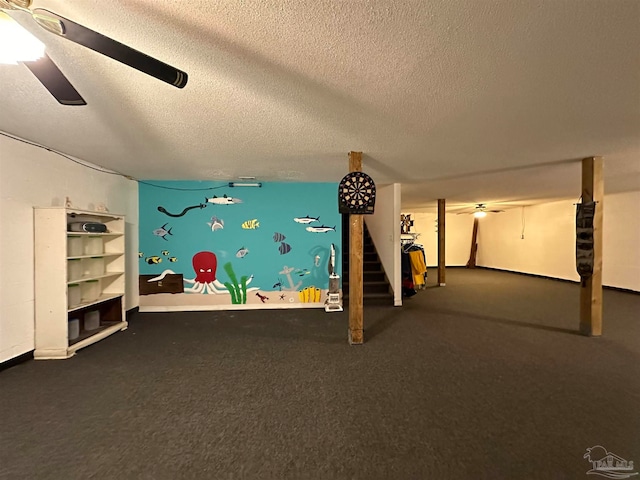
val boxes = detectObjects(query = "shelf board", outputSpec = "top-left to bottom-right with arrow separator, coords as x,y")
67,272 -> 125,285
66,208 -> 125,219
67,252 -> 124,260
66,232 -> 124,237
68,293 -> 124,313
67,321 -> 128,354
69,321 -> 125,346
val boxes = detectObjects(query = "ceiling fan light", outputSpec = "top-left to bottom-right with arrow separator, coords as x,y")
474,211 -> 487,218
0,12 -> 44,64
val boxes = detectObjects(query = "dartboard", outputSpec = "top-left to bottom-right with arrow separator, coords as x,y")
338,171 -> 376,214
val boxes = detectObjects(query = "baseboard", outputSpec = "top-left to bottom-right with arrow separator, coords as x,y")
475,266 -> 639,294
0,350 -> 34,372
426,265 -> 467,269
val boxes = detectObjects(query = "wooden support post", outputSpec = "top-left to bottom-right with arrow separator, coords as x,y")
348,151 -> 364,345
580,156 -> 604,336
466,218 -> 479,268
437,199 -> 446,286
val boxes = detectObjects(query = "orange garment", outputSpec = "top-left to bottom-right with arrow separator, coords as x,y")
409,250 -> 427,287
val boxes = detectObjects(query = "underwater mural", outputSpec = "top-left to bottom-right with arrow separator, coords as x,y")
138,181 -> 341,310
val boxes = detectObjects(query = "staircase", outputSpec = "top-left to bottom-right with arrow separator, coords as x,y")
341,216 -> 393,304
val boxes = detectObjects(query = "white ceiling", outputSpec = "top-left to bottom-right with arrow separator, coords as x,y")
1,0 -> 638,212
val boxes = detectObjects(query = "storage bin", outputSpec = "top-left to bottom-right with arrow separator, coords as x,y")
81,280 -> 100,303
68,319 -> 80,340
82,257 -> 104,278
67,259 -> 83,281
67,236 -> 83,257
84,236 -> 103,255
84,311 -> 100,330
68,284 -> 81,308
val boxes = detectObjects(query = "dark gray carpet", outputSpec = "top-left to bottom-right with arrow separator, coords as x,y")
1,269 -> 639,480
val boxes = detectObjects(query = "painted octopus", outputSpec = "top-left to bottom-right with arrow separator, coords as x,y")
148,251 -> 255,294
184,251 -> 228,294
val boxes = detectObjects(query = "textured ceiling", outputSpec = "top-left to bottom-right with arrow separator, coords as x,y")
0,0 -> 638,211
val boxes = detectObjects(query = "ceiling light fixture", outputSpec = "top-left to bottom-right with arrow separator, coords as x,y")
0,12 -> 45,64
474,210 -> 487,218
228,182 -> 262,188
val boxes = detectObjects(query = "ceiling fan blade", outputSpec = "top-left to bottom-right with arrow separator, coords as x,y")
23,53 -> 86,105
32,8 -> 188,88
0,0 -> 31,10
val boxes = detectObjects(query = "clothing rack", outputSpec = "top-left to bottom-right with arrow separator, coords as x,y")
400,233 -> 421,244
400,233 -> 427,294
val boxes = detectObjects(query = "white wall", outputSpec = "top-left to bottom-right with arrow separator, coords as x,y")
402,212 -> 475,266
476,192 -> 640,291
0,134 -> 139,363
364,184 -> 402,305
603,191 -> 640,289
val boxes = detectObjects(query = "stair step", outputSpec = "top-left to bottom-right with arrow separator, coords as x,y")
343,271 -> 385,283
363,261 -> 383,272
343,292 -> 393,305
343,281 -> 390,295
364,252 -> 378,262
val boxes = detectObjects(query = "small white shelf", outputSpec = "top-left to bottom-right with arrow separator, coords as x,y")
68,293 -> 124,313
35,207 -> 127,360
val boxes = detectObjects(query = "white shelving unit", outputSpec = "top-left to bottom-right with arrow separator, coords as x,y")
34,208 -> 128,360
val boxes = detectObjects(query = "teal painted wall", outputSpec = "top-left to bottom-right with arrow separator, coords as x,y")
138,181 -> 341,304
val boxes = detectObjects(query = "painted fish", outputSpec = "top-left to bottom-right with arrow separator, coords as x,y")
305,225 -> 336,233
273,232 -> 286,242
207,216 -> 224,231
161,250 -> 170,256
145,256 -> 162,264
169,257 -> 178,262
278,242 -> 291,255
295,268 -> 310,276
242,219 -> 260,229
236,246 -> 249,258
294,215 -> 320,224
138,252 -> 144,258
153,223 -> 173,240
205,195 -> 242,205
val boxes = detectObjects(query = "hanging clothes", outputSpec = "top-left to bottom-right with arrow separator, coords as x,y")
401,249 -> 416,297
409,249 -> 427,287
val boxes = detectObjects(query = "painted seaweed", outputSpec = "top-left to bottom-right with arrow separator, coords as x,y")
223,262 -> 248,304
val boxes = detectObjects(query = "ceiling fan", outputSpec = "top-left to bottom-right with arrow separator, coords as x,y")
0,0 -> 188,105
457,204 -> 505,217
